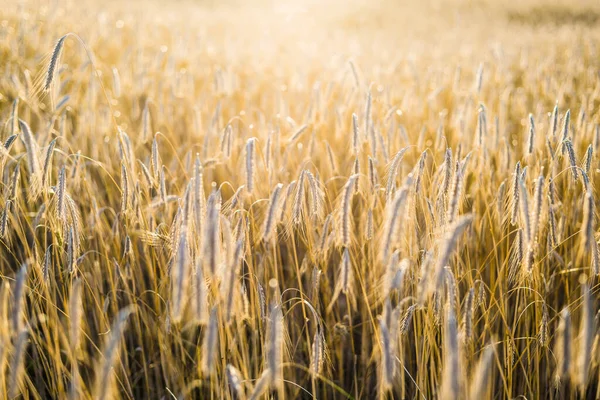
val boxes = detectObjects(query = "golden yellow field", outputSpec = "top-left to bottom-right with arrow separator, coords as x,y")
0,0 -> 599,398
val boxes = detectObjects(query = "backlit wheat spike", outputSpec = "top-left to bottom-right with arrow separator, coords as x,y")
256,282 -> 266,322
68,278 -> 82,399
432,215 -> 473,296
441,306 -> 461,400
539,303 -> 549,347
462,287 -> 474,343
70,150 -> 82,179
151,136 -> 160,182
292,170 -> 306,225
381,180 -> 411,262
66,194 -> 82,247
111,67 -> 121,97
577,106 -> 586,131
318,214 -> 332,255
182,182 -> 192,225
12,264 -> 28,334
44,35 -> 67,91
368,156 -> 377,190
9,163 -> 20,201
441,147 -> 453,201
267,302 -> 284,387
222,124 -> 233,158
582,190 -> 595,251
548,178 -> 556,206
562,109 -> 571,143
263,128 -> 272,171
443,266 -> 458,308
201,307 -> 219,376
279,180 -> 296,223
0,280 -> 8,333
193,259 -> 208,324
325,141 -> 337,173
329,248 -> 353,310
550,103 -> 559,137
194,155 -> 205,230
1,201 -> 11,238
171,227 -> 189,322
159,166 -> 167,204
245,137 -> 257,193
593,240 -> 600,276
510,162 -> 521,225
123,235 -> 133,262
42,245 -> 52,283
446,160 -> 463,225
229,185 -> 246,211
527,113 -> 535,154
468,344 -> 495,399
203,191 -> 220,276
414,150 -> 427,194
249,369 -> 271,400
555,308 -> 571,384
306,170 -> 324,220
475,62 -> 484,93
584,144 -> 593,175
262,183 -> 283,242
576,279 -> 593,390
352,113 -> 359,156
339,174 -> 358,247
476,104 -> 487,148
564,139 -> 578,181
69,279 -> 83,352
310,267 -> 322,304
288,124 -> 307,144
530,174 -> 544,243
352,157 -> 360,194
386,146 -> 410,198
519,179 -> 531,244
226,364 -> 245,399
583,171 -> 590,191
94,307 -> 133,400
338,248 -> 352,295
120,163 -> 129,214
348,59 -> 361,88
8,329 -> 28,399
378,316 -> 395,392
18,120 -> 40,176
141,101 -> 151,142
364,90 -> 371,144
311,330 -> 324,376
67,224 -> 77,273
546,138 -> 555,160
497,180 -> 506,218
4,134 -> 18,151
387,256 -> 409,295
365,208 -> 373,240
475,281 -> 486,309
9,98 -> 18,136
223,239 -> 244,321
41,138 -> 57,188
399,304 -> 417,335
118,130 -> 135,172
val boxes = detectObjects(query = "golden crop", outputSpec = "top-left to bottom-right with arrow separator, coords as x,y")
0,0 -> 599,398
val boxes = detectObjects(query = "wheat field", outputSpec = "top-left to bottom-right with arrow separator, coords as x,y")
0,0 -> 599,398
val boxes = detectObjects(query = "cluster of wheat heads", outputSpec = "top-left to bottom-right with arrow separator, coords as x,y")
1,1 -> 600,399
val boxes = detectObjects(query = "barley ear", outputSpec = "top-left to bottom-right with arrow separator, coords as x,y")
45,35 -> 67,92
